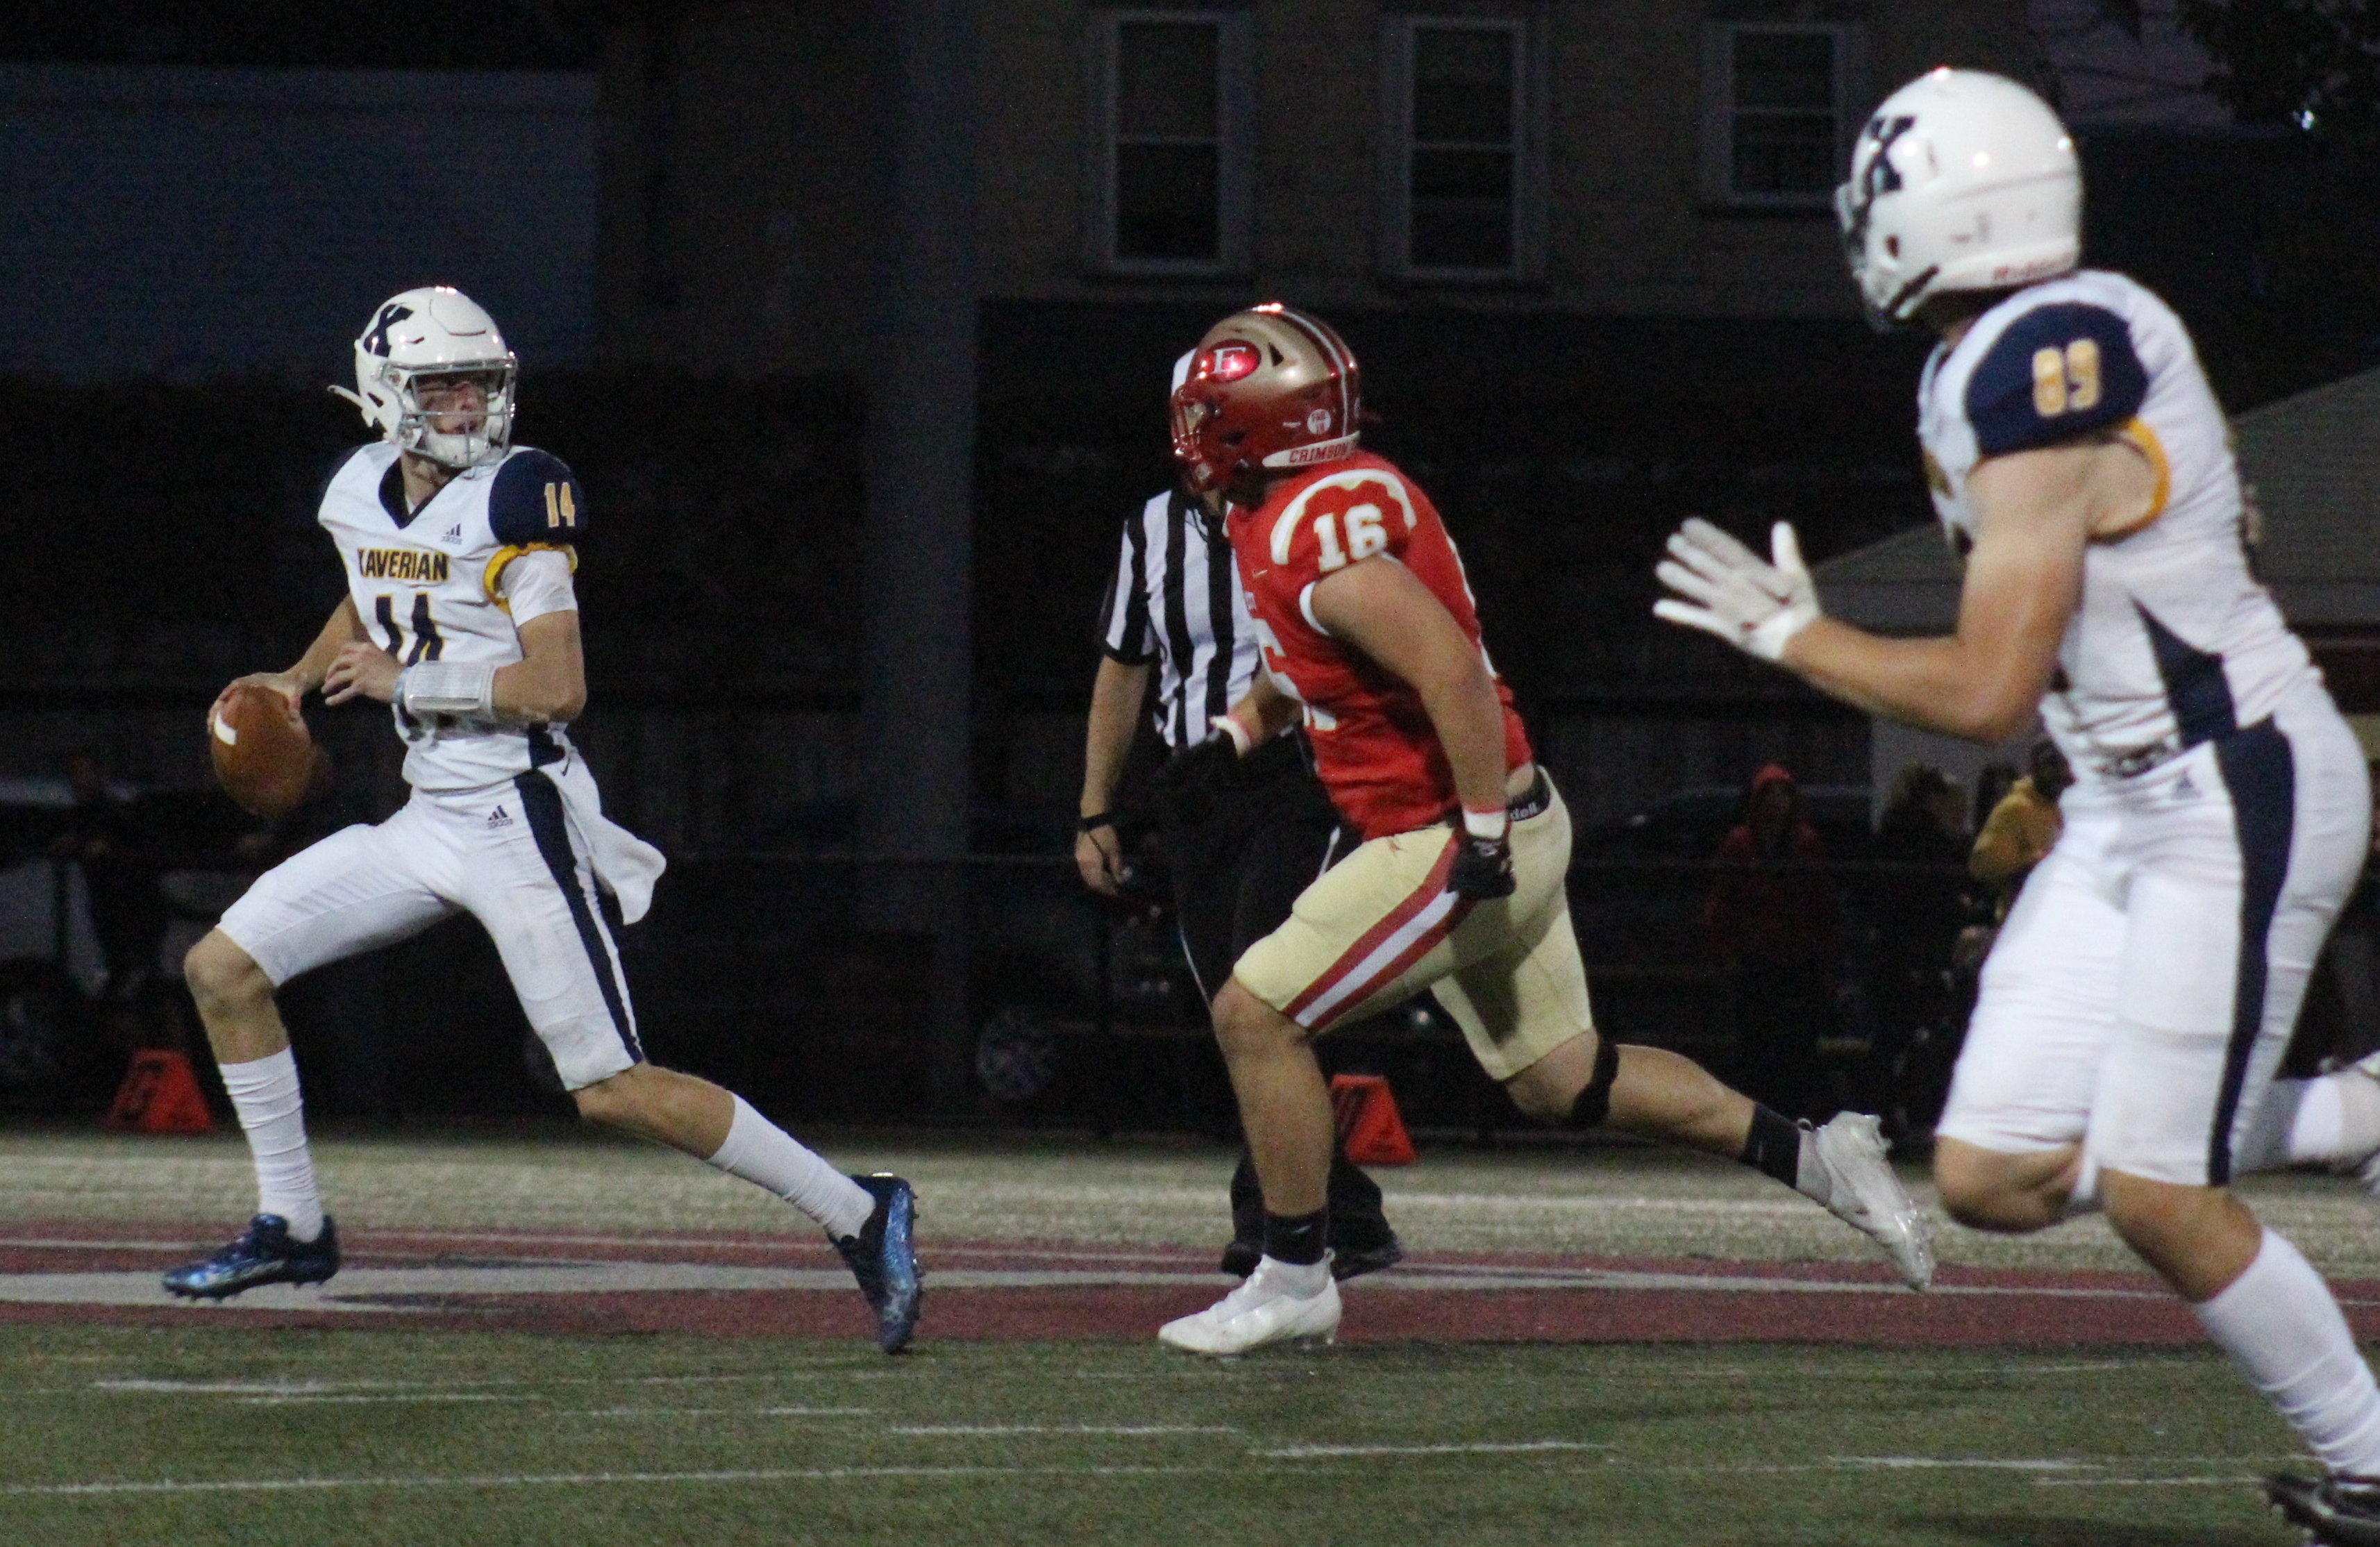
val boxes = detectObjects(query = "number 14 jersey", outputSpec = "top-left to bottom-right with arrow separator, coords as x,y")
1918,269 -> 2313,780
316,441 -> 587,793
1226,450 -> 1532,841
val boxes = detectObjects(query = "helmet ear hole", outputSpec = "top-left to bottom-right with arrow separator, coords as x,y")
1885,235 -> 1900,259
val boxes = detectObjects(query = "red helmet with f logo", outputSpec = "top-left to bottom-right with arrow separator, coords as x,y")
1170,305 -> 1361,500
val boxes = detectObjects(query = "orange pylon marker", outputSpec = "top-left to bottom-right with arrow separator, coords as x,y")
106,1049 -> 215,1136
1330,1073 -> 1416,1166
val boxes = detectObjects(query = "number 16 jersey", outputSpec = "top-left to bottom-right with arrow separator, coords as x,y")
316,440 -> 587,793
1226,450 -> 1532,841
1917,268 -> 2314,782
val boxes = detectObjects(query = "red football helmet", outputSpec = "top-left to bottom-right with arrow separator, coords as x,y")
1170,304 -> 1361,499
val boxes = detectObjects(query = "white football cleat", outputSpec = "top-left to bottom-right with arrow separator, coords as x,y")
1813,1111 -> 1936,1291
1158,1257 -> 1343,1355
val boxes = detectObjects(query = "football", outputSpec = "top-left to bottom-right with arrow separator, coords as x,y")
209,683 -> 327,819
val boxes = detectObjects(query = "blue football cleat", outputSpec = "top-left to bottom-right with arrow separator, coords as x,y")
162,1214 -> 341,1301
832,1175 -> 920,1353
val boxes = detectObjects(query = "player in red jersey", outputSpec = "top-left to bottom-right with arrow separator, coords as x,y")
1151,305 -> 1933,1355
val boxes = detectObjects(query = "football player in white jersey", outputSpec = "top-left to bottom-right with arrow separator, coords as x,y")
1655,71 -> 2380,1540
163,288 -> 922,1353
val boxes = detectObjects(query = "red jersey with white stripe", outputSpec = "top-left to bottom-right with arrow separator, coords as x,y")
1226,450 -> 1532,840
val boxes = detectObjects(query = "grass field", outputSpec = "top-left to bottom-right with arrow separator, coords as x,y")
1,1124 -> 2368,1545
0,1332 -> 2309,1546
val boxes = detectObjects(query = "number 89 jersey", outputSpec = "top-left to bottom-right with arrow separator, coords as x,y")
316,440 -> 587,794
1918,269 -> 2313,780
1226,450 -> 1532,840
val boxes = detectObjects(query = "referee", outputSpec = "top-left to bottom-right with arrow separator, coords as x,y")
1075,365 -> 1402,1280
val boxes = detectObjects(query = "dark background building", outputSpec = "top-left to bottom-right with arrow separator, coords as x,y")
1,1 -> 2370,1121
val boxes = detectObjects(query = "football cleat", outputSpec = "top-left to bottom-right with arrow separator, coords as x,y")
2266,1471 -> 2380,1546
1159,1257 -> 1341,1355
833,1173 -> 921,1354
1813,1112 -> 1936,1291
162,1214 -> 341,1301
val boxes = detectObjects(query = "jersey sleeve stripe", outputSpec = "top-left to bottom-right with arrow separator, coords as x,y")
2093,417 -> 2172,541
482,542 -> 579,606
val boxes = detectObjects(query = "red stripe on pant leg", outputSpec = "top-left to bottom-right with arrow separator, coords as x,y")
1284,835 -> 1461,1022
1300,896 -> 1475,1034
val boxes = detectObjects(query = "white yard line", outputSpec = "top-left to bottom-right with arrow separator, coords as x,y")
0,1261 -> 2184,1308
1257,1440 -> 1613,1458
890,1425 -> 1237,1436
0,1464 -> 1219,1498
2032,1474 -> 2265,1489
1831,1457 -> 2100,1471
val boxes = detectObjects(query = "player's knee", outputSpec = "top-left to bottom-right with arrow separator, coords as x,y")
183,932 -> 269,1016
569,1069 -> 637,1129
1211,980 -> 1299,1060
1934,1147 -> 2038,1232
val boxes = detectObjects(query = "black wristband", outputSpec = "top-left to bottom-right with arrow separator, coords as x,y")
1078,812 -> 1116,835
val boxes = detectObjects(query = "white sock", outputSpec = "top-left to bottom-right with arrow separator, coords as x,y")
1254,1255 -> 1331,1296
2195,1229 -> 2380,1477
219,1050 -> 324,1244
705,1095 -> 873,1239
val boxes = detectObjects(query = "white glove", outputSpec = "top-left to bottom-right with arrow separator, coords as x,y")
1653,517 -> 1820,662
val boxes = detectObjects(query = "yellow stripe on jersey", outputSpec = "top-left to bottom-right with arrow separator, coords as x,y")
2097,417 -> 2172,542
483,542 -> 580,610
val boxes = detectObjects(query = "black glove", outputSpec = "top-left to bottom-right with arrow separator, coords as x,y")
1150,735 -> 1240,829
1447,830 -> 1515,901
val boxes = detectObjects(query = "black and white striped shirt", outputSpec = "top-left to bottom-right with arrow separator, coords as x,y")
1098,490 -> 1259,751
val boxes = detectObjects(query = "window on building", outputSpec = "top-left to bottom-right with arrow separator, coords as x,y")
1381,17 -> 1542,281
1089,11 -> 1252,274
1700,22 -> 1865,210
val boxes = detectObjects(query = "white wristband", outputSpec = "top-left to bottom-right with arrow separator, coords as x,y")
1211,713 -> 1255,755
399,660 -> 497,718
1462,805 -> 1509,841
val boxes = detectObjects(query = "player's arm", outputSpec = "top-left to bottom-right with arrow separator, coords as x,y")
494,610 -> 587,723
1077,655 -> 1151,895
1782,438 -> 2155,742
215,598 -> 366,725
1658,433 -> 2150,745
323,606 -> 584,723
1307,556 -> 1511,817
1230,669 -> 1298,743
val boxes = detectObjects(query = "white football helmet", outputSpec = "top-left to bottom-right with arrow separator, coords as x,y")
1835,69 -> 2079,326
332,287 -> 518,469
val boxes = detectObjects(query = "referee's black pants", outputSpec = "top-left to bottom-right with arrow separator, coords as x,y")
1159,733 -> 1395,1260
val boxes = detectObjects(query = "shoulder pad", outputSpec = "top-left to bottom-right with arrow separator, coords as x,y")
1266,466 -> 1421,578
489,449 -> 587,547
310,446 -> 376,521
1963,301 -> 2147,458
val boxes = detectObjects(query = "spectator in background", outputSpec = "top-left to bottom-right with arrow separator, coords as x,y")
1705,764 -> 1841,1119
1869,765 -> 1970,1057
1970,740 -> 2073,917
1970,760 -> 2019,842
52,750 -> 169,1004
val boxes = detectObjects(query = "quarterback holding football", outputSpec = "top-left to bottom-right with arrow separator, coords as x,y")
167,287 -> 921,1354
